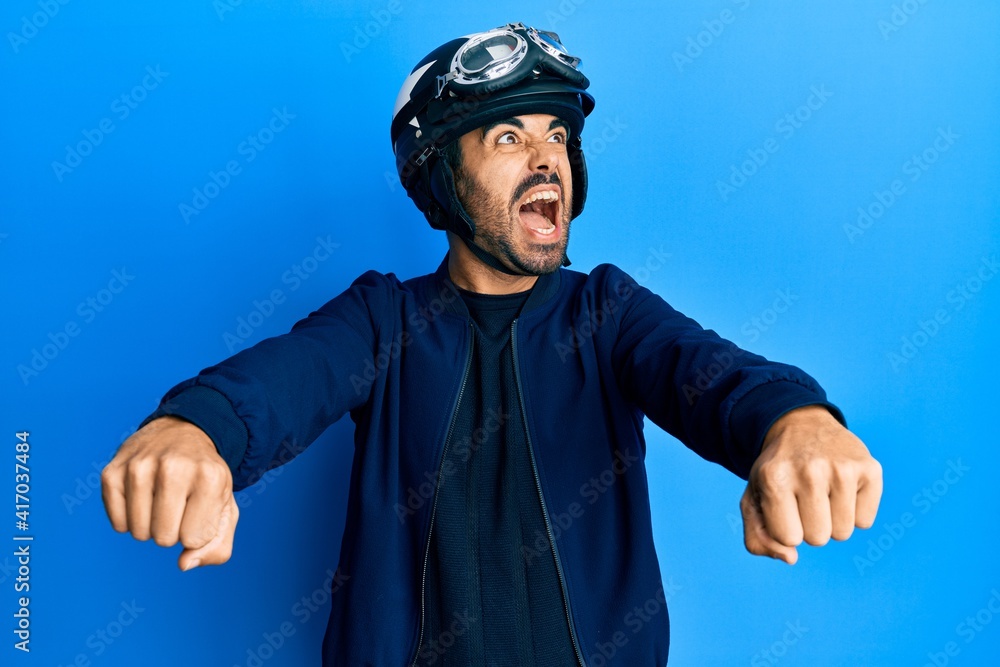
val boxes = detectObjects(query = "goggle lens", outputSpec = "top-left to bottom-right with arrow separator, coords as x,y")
459,34 -> 520,75
437,23 -> 585,99
528,27 -> 581,68
535,30 -> 567,54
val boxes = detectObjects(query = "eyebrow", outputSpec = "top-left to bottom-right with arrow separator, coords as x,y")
480,117 -> 570,139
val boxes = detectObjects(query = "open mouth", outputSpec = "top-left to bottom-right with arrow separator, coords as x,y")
516,186 -> 561,240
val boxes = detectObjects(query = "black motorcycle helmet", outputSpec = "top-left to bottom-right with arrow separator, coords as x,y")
390,22 -> 596,274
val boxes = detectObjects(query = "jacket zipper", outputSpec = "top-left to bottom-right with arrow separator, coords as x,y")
411,319 -> 474,667
511,318 -> 587,667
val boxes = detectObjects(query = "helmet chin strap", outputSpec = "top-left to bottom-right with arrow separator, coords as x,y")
460,234 -> 527,276
459,226 -> 572,278
436,156 -> 572,277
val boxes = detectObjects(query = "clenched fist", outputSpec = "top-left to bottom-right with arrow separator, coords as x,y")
101,416 -> 239,571
741,405 -> 883,565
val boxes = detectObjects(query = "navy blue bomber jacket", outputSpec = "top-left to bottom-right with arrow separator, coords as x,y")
148,253 -> 843,666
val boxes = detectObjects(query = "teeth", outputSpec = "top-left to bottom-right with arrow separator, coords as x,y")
525,190 -> 558,204
520,189 -> 559,235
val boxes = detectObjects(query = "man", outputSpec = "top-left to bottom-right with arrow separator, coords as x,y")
101,23 -> 882,666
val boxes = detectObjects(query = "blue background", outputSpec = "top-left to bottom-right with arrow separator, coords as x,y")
2,1 -> 998,665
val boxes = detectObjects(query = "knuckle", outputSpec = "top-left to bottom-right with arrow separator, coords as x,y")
803,457 -> 830,482
126,458 -> 155,484
828,463 -> 855,489
756,459 -> 779,478
156,459 -> 195,490
758,462 -> 791,492
198,462 -> 227,487
157,456 -> 191,478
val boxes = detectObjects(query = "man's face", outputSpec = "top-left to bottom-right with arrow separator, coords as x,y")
451,113 -> 574,275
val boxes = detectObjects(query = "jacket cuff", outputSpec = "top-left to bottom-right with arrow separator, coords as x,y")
728,380 -> 846,478
139,385 -> 249,473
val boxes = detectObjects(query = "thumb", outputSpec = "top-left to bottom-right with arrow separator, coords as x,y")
740,485 -> 798,565
179,494 -> 239,571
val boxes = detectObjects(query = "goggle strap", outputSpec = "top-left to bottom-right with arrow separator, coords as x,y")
414,145 -> 436,167
438,24 -> 583,98
435,72 -> 457,99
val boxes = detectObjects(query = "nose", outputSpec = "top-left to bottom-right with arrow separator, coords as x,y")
527,138 -> 561,174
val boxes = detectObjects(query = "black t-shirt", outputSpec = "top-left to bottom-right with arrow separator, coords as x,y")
419,286 -> 577,666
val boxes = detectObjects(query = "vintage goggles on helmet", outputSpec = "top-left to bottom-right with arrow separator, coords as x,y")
434,22 -> 586,98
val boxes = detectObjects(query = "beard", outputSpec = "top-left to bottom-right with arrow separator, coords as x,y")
453,165 -> 571,276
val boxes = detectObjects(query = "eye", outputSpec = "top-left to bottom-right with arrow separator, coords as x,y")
548,132 -> 567,143
497,131 -> 518,144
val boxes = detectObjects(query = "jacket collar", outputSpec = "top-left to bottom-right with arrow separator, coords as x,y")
429,251 -> 561,318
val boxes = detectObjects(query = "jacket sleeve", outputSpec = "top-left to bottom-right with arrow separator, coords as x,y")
140,270 -> 388,491
605,265 -> 845,479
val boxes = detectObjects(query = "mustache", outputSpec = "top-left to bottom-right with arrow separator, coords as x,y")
510,172 -> 562,208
